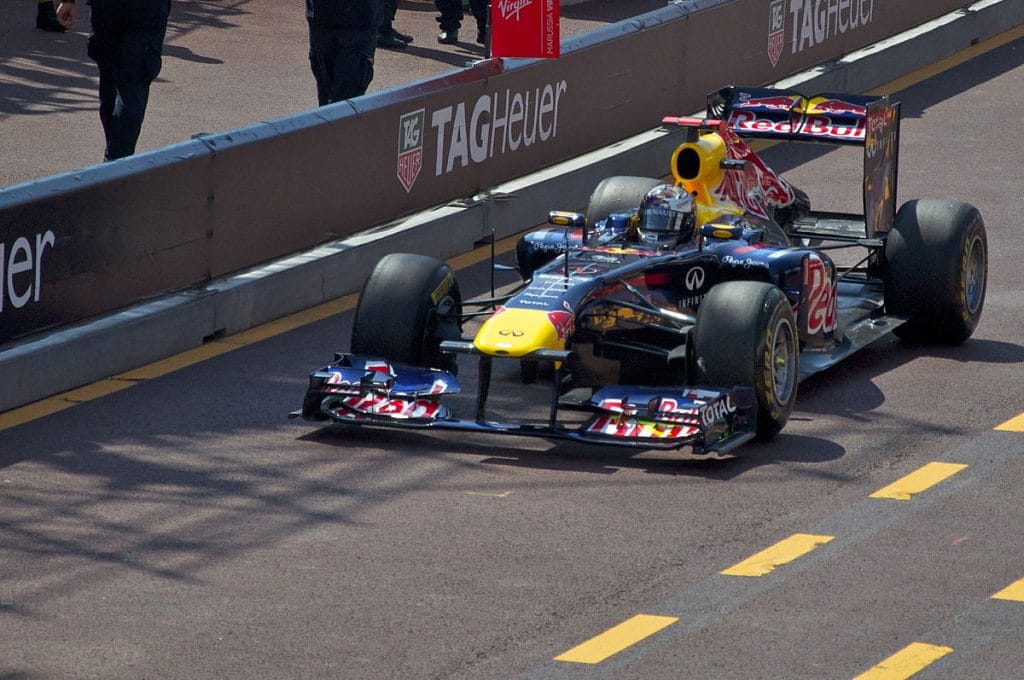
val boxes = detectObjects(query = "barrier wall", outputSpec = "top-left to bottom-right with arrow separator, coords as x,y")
0,0 -> 977,345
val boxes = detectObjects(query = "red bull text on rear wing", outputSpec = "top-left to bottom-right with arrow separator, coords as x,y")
705,86 -> 893,146
697,86 -> 901,235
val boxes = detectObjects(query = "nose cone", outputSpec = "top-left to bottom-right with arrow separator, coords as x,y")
474,307 -> 569,357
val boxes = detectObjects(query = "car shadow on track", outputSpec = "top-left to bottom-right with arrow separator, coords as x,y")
298,422 -> 845,479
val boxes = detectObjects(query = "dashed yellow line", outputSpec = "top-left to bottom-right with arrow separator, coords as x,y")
994,413 -> 1024,432
554,614 -> 678,664
869,462 -> 967,501
854,642 -> 953,679
720,533 -> 834,577
992,577 -> 1024,602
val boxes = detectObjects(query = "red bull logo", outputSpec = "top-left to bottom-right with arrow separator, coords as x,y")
737,93 -> 800,111
546,309 -> 574,343
807,98 -> 866,116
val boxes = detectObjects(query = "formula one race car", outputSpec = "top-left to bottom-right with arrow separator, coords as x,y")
292,85 -> 987,457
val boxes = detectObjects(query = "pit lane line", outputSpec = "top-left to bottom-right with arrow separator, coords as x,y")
0,233 -> 527,433
539,426 -> 1024,679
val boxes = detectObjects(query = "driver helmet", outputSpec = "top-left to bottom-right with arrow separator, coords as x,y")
637,185 -> 696,247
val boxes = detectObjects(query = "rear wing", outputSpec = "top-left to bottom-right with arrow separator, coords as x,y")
706,86 -> 901,234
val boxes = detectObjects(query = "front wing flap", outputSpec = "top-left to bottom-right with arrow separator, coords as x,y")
291,353 -> 461,423
293,354 -> 756,455
577,385 -> 756,454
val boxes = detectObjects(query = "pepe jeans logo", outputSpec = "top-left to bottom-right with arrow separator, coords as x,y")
397,109 -> 425,192
497,0 -> 533,22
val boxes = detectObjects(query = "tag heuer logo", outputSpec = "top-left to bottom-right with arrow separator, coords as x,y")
768,0 -> 785,67
397,109 -> 424,193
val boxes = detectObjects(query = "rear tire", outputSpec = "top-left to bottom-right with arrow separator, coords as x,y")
884,199 -> 987,344
351,253 -> 462,370
693,282 -> 798,440
586,176 -> 661,225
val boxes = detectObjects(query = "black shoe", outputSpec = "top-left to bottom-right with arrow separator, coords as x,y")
391,29 -> 414,44
36,0 -> 66,32
437,29 -> 458,45
377,33 -> 408,50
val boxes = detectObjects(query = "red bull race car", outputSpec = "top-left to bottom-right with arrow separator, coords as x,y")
292,85 -> 988,457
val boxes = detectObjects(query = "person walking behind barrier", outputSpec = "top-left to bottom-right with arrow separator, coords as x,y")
306,0 -> 382,106
37,0 -> 66,32
378,0 -> 413,50
56,0 -> 171,161
434,0 -> 487,46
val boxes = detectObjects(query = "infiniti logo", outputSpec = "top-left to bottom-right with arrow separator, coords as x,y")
685,266 -> 706,291
499,329 -> 525,337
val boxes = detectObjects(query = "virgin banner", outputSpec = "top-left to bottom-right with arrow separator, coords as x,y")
490,0 -> 560,59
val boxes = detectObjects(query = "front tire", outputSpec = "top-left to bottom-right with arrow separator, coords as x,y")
884,199 -> 987,344
693,282 -> 798,440
351,253 -> 462,370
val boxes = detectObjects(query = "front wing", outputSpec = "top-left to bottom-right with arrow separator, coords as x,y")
291,354 -> 758,456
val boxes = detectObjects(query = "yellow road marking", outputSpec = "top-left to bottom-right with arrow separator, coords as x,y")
995,413 -> 1024,432
869,462 -> 967,501
464,491 -> 513,498
720,533 -> 834,577
854,642 -> 953,680
992,577 -> 1024,602
867,23 -> 1024,98
554,614 -> 678,664
0,236 -> 520,430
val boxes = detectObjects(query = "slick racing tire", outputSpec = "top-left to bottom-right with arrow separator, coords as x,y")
586,176 -> 661,225
884,199 -> 987,344
693,281 -> 798,441
351,253 -> 462,371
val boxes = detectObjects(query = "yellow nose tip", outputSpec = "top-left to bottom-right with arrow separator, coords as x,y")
474,308 -> 566,358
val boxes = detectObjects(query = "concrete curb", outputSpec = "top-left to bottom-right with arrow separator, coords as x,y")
1,0 -> 1020,413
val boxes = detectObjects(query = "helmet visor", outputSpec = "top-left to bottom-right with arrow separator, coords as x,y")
640,208 -> 682,233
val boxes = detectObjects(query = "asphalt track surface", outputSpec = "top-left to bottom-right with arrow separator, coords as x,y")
3,16 -> 1024,680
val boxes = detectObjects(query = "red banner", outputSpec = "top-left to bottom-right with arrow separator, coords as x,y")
490,0 -> 560,59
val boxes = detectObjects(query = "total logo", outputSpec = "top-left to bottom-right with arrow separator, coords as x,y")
768,0 -> 875,67
396,79 -> 568,192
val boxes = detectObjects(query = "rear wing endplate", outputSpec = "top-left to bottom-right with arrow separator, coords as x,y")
705,86 -> 901,235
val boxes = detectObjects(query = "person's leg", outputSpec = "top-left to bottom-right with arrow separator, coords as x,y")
434,0 -> 462,43
86,6 -> 121,159
469,0 -> 488,45
377,0 -> 409,49
308,27 -> 335,106
324,39 -> 373,103
102,1 -> 169,160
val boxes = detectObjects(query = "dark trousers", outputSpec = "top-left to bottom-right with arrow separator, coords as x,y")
435,0 -> 487,32
86,0 -> 170,161
379,0 -> 397,35
308,27 -> 375,106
